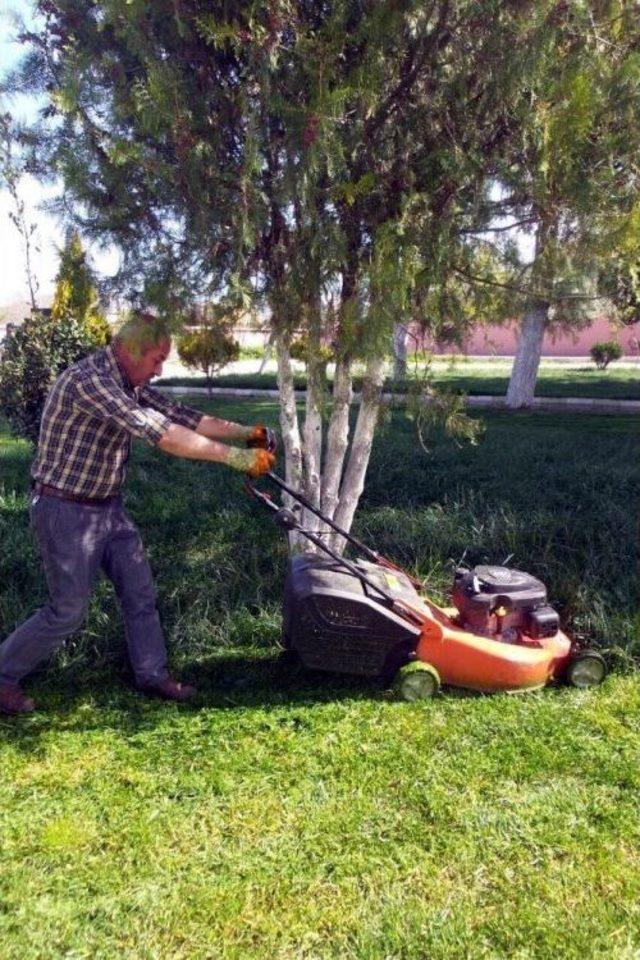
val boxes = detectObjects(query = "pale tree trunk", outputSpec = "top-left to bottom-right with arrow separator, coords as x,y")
505,302 -> 549,408
392,322 -> 408,380
506,218 -> 553,409
330,354 -> 386,554
274,337 -> 384,557
321,358 -> 353,523
302,304 -> 324,538
258,328 -> 276,373
321,265 -> 357,524
275,329 -> 305,550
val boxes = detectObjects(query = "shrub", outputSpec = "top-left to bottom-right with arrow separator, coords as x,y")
177,327 -> 240,393
238,344 -> 269,360
289,336 -> 334,370
0,233 -> 111,444
0,309 -> 106,444
590,340 -> 623,370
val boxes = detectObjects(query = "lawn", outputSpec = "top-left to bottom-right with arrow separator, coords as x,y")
157,357 -> 640,401
1,402 -> 639,959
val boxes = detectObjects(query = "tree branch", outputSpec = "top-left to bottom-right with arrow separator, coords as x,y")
363,0 -> 452,144
452,265 -> 610,302
459,218 -> 536,235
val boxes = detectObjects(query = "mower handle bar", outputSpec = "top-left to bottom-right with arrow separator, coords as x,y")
244,472 -> 425,624
262,472 -> 424,590
263,471 -> 379,562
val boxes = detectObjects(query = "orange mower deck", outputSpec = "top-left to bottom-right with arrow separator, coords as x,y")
411,599 -> 572,693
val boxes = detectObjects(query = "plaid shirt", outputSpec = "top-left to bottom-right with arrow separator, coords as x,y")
32,344 -> 203,498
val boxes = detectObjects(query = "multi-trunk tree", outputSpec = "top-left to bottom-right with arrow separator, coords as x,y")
8,1 -> 603,544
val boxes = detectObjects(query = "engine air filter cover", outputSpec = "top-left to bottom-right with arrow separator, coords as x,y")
454,565 -> 548,608
452,564 -> 559,638
474,565 -> 547,597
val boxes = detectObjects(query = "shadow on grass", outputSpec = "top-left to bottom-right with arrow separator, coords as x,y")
2,406 -> 637,751
0,650 -> 385,753
2,649 -> 578,761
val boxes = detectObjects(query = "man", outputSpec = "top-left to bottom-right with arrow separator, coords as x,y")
0,312 -> 276,714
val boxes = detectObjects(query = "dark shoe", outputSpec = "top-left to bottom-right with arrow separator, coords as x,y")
136,676 -> 197,702
0,683 -> 36,715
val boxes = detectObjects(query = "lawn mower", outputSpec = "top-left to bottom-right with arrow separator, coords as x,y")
246,472 -> 606,700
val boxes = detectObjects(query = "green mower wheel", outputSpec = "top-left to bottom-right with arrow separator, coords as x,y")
394,661 -> 441,701
566,650 -> 606,688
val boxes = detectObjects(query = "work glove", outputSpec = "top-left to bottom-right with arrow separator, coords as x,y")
226,447 -> 276,478
246,424 -> 278,453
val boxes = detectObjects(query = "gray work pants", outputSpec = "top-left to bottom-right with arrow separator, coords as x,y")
0,493 -> 169,686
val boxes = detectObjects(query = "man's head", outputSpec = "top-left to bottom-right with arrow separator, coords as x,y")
114,311 -> 171,387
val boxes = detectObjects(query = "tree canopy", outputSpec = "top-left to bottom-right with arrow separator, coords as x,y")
9,3 -> 551,312
454,2 -> 640,405
6,1 -> 639,534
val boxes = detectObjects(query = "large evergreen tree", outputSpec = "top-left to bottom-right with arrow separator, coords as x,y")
7,1 -> 598,541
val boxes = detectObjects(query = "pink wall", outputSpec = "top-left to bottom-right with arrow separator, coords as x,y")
422,316 -> 640,357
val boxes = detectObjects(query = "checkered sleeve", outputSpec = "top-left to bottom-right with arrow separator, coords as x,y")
138,386 -> 204,432
74,374 -> 172,444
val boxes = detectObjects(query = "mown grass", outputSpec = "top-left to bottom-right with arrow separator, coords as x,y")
1,402 -> 639,959
157,358 -> 640,400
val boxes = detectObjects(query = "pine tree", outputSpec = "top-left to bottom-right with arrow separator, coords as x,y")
9,1 -> 594,542
0,233 -> 110,443
51,232 -> 111,346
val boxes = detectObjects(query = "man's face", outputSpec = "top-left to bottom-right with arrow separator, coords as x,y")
133,338 -> 171,386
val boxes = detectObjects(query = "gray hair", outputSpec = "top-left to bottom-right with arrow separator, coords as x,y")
115,311 -> 171,358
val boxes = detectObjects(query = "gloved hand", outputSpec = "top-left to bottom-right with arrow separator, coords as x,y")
246,424 -> 278,453
226,447 -> 276,478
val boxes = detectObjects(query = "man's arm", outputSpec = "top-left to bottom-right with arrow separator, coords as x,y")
139,386 -> 257,442
157,423 -> 232,462
195,415 -> 253,442
157,423 -> 274,476
74,377 -> 273,474
138,385 -> 204,431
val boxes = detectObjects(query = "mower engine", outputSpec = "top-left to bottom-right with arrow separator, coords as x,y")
452,565 -> 560,642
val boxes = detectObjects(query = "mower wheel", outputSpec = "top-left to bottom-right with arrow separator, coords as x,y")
393,661 -> 441,702
566,649 -> 606,688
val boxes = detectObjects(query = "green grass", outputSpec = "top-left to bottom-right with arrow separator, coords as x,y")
157,359 -> 640,401
1,403 -> 639,959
